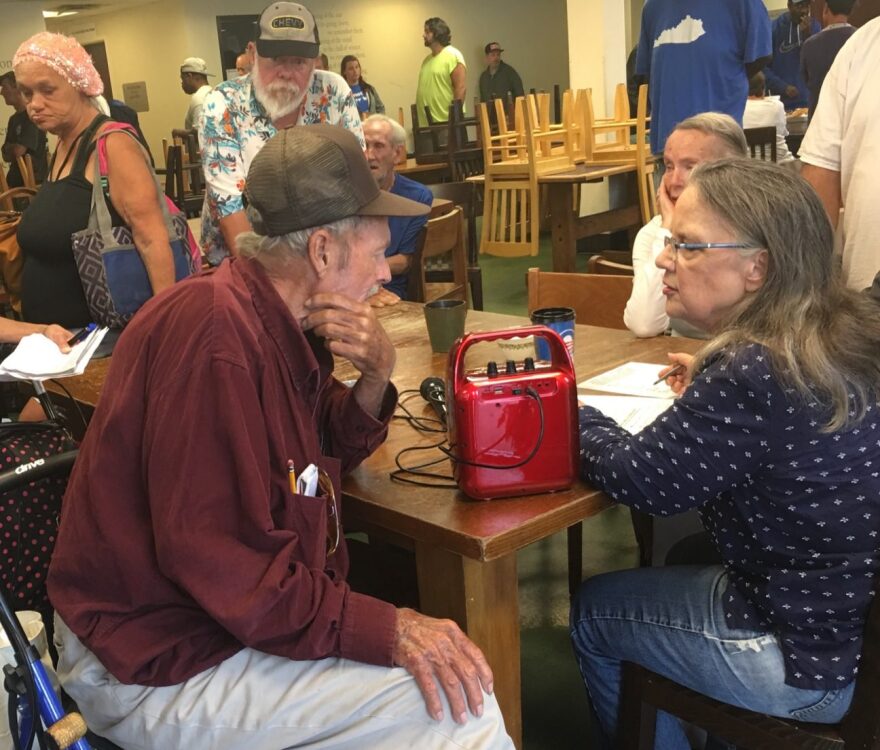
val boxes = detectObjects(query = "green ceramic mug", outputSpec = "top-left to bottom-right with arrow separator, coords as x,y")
423,299 -> 467,353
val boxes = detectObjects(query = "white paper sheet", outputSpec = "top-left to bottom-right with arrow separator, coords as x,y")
578,361 -> 676,399
0,327 -> 108,381
578,394 -> 675,434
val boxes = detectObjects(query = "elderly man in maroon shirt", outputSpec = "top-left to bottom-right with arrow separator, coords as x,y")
47,125 -> 513,750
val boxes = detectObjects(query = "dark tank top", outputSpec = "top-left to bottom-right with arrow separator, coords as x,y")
18,115 -> 125,327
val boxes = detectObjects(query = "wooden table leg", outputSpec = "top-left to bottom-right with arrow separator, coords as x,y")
414,542 -> 522,749
548,183 -> 577,273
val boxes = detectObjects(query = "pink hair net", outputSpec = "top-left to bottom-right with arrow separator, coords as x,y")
13,32 -> 104,97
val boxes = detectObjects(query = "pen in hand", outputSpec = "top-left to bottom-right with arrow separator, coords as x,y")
66,322 -> 97,348
654,363 -> 685,386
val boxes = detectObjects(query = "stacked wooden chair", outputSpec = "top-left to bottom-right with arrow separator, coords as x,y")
478,93 -> 577,258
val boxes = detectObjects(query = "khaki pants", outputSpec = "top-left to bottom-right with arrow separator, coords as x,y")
55,616 -> 513,750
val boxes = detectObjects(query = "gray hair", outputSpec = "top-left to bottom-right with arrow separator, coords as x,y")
237,210 -> 365,275
686,158 -> 880,432
672,112 -> 748,158
363,114 -> 406,148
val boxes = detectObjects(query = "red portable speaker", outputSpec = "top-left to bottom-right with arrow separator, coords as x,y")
446,326 -> 579,500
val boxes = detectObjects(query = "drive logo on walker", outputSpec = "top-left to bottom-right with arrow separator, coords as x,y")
15,458 -> 45,475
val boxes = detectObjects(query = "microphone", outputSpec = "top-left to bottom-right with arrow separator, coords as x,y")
419,376 -> 448,426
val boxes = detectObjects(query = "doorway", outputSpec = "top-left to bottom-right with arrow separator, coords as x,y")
84,41 -> 113,101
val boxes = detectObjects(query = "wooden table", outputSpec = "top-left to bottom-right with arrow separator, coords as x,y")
332,304 -> 700,747
51,303 -> 701,748
470,162 -> 642,273
786,113 -> 808,158
542,163 -> 643,273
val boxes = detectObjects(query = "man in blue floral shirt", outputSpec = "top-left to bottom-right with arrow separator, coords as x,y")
199,1 -> 363,265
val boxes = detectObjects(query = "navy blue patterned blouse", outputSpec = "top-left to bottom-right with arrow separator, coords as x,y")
579,344 -> 880,690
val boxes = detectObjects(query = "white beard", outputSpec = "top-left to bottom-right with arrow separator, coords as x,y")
252,63 -> 308,121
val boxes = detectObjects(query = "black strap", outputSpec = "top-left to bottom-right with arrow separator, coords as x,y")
69,113 -> 110,177
48,129 -> 85,182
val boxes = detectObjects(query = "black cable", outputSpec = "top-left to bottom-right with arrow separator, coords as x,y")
393,390 -> 446,433
389,387 -> 545,487
390,439 -> 459,488
48,379 -> 89,437
440,387 -> 544,470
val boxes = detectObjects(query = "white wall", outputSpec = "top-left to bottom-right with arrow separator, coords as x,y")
567,0 -> 629,215
50,0 -> 570,161
47,0 -> 190,160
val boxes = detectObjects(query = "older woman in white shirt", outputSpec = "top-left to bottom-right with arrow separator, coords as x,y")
624,113 -> 749,338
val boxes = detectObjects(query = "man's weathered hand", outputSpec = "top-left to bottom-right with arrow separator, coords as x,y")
367,288 -> 401,308
302,294 -> 395,415
393,608 -> 494,724
303,293 -> 395,379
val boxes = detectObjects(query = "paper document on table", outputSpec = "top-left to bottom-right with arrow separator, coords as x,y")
578,394 -> 675,434
0,327 -> 108,381
578,362 -> 675,399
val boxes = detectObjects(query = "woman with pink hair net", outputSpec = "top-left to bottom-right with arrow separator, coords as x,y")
13,31 -> 176,329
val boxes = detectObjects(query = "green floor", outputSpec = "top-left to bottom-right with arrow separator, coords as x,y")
476,232 -> 593,318
479,235 -> 637,749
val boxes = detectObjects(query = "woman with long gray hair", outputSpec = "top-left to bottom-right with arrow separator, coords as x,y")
572,158 -> 880,749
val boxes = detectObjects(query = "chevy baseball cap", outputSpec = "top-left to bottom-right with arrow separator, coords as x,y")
257,2 -> 320,59
484,42 -> 503,54
245,125 -> 430,236
180,57 -> 214,76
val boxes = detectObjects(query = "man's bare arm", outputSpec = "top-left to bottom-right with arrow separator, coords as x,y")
802,163 -> 842,229
219,211 -> 252,257
451,64 -> 466,103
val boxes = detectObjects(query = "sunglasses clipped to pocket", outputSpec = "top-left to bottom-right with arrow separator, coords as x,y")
288,461 -> 340,557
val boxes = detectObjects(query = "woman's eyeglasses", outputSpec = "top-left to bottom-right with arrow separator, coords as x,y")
662,236 -> 755,260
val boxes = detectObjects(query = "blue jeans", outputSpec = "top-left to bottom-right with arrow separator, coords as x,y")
570,565 -> 855,749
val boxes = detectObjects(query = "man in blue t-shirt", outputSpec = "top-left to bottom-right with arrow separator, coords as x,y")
636,0 -> 772,154
363,115 -> 433,302
765,0 -> 821,111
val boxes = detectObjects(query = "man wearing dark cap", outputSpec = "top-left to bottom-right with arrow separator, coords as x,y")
200,1 -> 363,266
48,124 -> 513,750
478,42 -> 523,104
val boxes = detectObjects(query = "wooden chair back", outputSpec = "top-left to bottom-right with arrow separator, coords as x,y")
411,103 -> 447,164
426,182 -> 483,310
744,126 -> 778,162
527,267 -> 632,330
587,255 -> 634,275
407,206 -> 469,305
14,154 -> 37,189
0,186 -> 36,213
164,144 -> 187,210
0,168 -> 10,209
446,101 -> 483,181
634,85 -> 658,225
